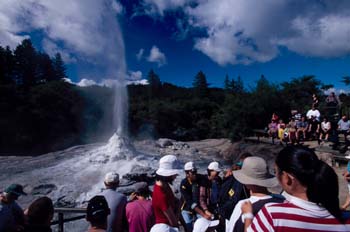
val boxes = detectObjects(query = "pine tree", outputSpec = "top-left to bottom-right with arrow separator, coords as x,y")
147,69 -> 162,97
14,39 -> 37,86
52,53 -> 66,80
193,70 -> 208,98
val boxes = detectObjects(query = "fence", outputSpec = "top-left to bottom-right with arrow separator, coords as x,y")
52,207 -> 86,232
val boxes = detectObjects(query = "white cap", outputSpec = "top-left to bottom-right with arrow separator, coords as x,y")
193,218 -> 219,232
184,161 -> 197,171
104,172 -> 119,184
208,161 -> 222,172
156,155 -> 180,177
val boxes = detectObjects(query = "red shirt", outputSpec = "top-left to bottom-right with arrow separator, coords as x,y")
152,184 -> 176,224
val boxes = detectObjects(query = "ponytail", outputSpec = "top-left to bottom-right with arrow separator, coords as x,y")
276,146 -> 343,222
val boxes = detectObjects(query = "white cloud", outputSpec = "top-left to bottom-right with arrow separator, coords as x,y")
142,0 -> 350,65
136,48 -> 144,60
77,78 -> 97,87
128,70 -> 143,80
127,79 -> 148,85
0,0 -> 127,78
147,45 -> 167,66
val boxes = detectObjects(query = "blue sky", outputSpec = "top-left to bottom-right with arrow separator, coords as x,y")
1,0 -> 350,91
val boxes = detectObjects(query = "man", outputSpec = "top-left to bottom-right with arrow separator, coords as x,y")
296,116 -> 308,141
338,115 -> 350,144
200,162 -> 222,219
126,182 -> 154,232
180,162 -> 210,232
227,156 -> 283,232
86,195 -> 110,232
0,184 -> 26,232
101,172 -> 127,232
218,154 -> 251,221
306,104 -> 321,121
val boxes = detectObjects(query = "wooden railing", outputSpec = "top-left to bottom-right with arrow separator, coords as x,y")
51,207 -> 86,232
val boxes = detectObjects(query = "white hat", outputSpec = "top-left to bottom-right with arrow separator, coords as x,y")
208,161 -> 222,172
156,155 -> 180,177
184,161 -> 197,171
193,218 -> 219,232
233,156 -> 278,188
104,172 -> 119,184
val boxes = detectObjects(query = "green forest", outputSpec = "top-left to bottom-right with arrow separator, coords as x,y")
1,39 -> 350,155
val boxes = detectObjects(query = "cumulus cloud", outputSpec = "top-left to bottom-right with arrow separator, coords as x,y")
141,0 -> 350,65
128,70 -> 143,80
147,45 -> 167,66
0,0 -> 127,82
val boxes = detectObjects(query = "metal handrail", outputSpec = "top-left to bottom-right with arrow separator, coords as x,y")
51,207 -> 86,232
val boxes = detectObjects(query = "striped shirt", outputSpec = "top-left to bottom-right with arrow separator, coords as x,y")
248,193 -> 350,232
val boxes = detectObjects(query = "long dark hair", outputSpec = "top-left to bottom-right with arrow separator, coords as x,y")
276,146 -> 343,222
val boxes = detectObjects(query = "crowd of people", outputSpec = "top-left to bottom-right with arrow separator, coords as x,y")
2,146 -> 350,232
267,92 -> 348,147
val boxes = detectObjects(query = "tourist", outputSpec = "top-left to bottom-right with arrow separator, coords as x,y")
308,115 -> 320,141
150,155 -> 180,232
126,182 -> 154,232
218,153 -> 251,222
86,195 -> 110,232
101,172 -> 127,232
242,146 -> 350,231
320,117 -> 331,142
200,162 -> 222,220
338,115 -> 350,144
23,196 -> 54,232
0,183 -> 27,232
180,161 -> 209,231
267,120 -> 278,138
226,156 -> 283,232
287,117 -> 297,144
341,160 -> 350,210
312,93 -> 319,108
277,119 -> 286,143
326,92 -> 339,107
296,116 -> 308,142
306,104 -> 321,121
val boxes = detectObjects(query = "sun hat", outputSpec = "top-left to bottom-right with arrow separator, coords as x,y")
104,172 -> 119,184
208,161 -> 222,172
193,218 -> 219,232
233,156 -> 278,188
87,195 -> 109,219
184,161 -> 197,171
4,184 -> 27,196
156,155 -> 181,177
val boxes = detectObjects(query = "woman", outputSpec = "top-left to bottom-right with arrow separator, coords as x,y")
150,155 -> 180,232
24,197 -> 54,232
320,117 -> 331,142
242,146 -> 350,231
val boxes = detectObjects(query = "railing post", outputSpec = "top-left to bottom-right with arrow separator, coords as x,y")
58,212 -> 64,232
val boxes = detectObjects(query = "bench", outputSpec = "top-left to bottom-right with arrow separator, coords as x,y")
252,129 -> 275,144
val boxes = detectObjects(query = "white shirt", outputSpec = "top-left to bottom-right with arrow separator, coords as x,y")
306,109 -> 321,121
226,195 -> 273,232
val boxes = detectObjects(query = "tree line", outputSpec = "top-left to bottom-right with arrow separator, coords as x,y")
1,39 -> 349,155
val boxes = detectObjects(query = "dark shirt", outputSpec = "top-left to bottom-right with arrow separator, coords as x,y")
218,175 -> 249,220
180,174 -> 206,212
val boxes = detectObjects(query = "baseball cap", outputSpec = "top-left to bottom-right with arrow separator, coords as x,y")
208,161 -> 222,172
86,195 -> 110,219
104,172 -> 119,184
184,161 -> 197,171
4,184 -> 27,196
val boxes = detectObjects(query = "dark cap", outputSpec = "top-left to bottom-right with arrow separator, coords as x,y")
5,184 -> 27,196
132,182 -> 149,193
87,196 -> 109,219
